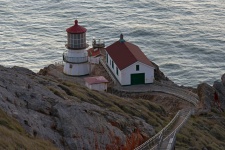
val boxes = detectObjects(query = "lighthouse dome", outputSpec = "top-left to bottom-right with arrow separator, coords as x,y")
66,20 -> 87,34
66,20 -> 88,49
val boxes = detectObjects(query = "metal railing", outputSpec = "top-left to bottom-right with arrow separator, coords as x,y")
162,109 -> 194,150
63,53 -> 88,63
92,39 -> 105,48
65,43 -> 88,50
134,110 -> 181,150
99,58 -> 117,84
135,108 -> 194,150
54,61 -> 63,66
150,82 -> 199,106
154,80 -> 199,99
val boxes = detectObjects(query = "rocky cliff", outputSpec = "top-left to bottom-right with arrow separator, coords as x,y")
175,73 -> 225,149
0,65 -> 171,150
1,64 -> 225,150
197,73 -> 225,112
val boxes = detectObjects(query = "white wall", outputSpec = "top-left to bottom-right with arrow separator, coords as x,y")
106,53 -> 122,83
63,48 -> 90,76
85,82 -> 107,91
67,49 -> 87,57
63,62 -> 90,76
106,51 -> 154,85
121,61 -> 154,85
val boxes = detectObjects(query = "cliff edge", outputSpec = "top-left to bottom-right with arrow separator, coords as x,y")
0,65 -> 170,150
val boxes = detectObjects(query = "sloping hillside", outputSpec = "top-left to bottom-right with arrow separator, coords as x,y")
176,112 -> 225,149
176,77 -> 225,150
0,109 -> 57,150
1,64 -> 225,149
0,65 -> 172,149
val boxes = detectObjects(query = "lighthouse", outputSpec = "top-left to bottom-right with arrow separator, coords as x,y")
63,20 -> 89,76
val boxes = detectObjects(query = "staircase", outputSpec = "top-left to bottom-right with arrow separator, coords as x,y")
99,58 -> 117,84
134,109 -> 194,150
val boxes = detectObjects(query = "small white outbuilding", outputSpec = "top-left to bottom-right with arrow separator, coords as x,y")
84,76 -> 109,91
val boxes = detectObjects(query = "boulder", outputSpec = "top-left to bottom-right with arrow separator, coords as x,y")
152,61 -> 169,81
221,73 -> 225,86
196,79 -> 225,112
197,83 -> 214,111
213,81 -> 225,110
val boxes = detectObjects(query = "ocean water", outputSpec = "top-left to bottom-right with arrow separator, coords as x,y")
1,0 -> 225,87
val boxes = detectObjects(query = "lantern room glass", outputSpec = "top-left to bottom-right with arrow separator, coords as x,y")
67,33 -> 86,49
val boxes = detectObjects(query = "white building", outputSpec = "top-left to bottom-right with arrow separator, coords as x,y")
63,20 -> 90,76
105,34 -> 155,85
84,76 -> 108,91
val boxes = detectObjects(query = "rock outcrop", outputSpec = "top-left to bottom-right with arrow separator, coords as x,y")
197,74 -> 225,112
213,81 -> 225,110
197,83 -> 215,111
152,62 -> 169,81
0,65 -> 155,150
221,73 -> 225,86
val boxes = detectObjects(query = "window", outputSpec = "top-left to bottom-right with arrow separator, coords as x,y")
116,67 -> 118,75
112,61 -> 114,69
67,33 -> 86,49
69,64 -> 73,68
136,65 -> 139,71
106,54 -> 108,63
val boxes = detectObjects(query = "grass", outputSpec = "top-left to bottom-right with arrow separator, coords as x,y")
59,81 -> 170,131
176,112 -> 225,149
0,109 -> 58,150
48,87 -> 65,99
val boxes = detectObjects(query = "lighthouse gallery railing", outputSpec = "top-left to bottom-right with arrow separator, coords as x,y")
63,53 -> 88,63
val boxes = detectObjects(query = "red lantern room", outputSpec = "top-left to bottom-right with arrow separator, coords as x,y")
66,20 -> 88,49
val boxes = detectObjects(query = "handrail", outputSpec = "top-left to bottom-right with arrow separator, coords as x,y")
149,84 -> 199,106
99,58 -> 117,84
92,39 -> 105,48
135,108 -> 195,150
134,110 -> 181,150
162,109 -> 193,150
63,53 -> 88,63
154,80 -> 199,100
54,61 -> 63,66
166,110 -> 191,140
112,81 -> 199,106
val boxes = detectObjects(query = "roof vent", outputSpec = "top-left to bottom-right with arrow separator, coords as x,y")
119,34 -> 125,43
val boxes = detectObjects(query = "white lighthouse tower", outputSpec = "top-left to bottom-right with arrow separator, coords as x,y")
63,20 -> 89,76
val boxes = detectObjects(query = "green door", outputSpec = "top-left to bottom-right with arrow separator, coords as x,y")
131,73 -> 145,85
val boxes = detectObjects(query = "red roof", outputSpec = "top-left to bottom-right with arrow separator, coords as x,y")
87,48 -> 101,57
66,20 -> 87,34
84,76 -> 109,85
106,40 -> 154,70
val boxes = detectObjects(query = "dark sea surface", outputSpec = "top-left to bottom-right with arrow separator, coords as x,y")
1,0 -> 225,87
